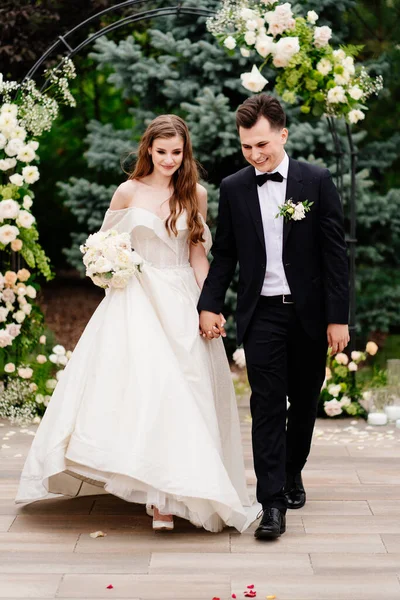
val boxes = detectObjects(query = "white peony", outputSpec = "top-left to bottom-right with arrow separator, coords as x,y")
18,367 -> 33,379
292,203 -> 306,221
16,145 -> 36,163
17,210 -> 35,228
307,10 -> 319,24
4,363 -> 15,373
0,199 -> 20,221
224,36 -> 236,50
335,352 -> 349,365
348,109 -> 365,124
327,86 -> 347,104
240,47 -> 251,58
14,310 -> 26,323
255,34 -> 275,58
25,285 -> 37,299
328,383 -> 342,398
313,25 -> 332,48
0,224 -> 19,245
36,354 -> 47,364
244,30 -> 257,46
22,195 -> 33,210
348,361 -> 358,371
272,36 -> 300,68
9,174 -> 24,187
324,398 -> 343,417
316,58 -> 333,76
233,348 -> 246,369
22,165 -> 40,184
349,85 -> 364,101
241,64 -> 268,93
5,138 -> 24,157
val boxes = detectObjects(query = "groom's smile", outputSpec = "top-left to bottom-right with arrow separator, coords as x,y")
239,116 -> 288,173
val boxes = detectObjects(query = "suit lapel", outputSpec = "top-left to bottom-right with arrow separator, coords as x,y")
242,167 -> 266,252
283,158 -> 303,247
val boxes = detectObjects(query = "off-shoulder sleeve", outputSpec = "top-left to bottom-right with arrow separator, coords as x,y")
100,208 -> 133,234
199,213 -> 213,255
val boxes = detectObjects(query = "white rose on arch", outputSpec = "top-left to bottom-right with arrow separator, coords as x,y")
327,86 -> 347,104
22,165 -> 40,184
272,36 -> 300,68
0,199 -> 20,221
17,210 -> 35,229
0,224 -> 20,245
240,65 -> 269,93
255,34 -> 275,59
313,25 -> 332,48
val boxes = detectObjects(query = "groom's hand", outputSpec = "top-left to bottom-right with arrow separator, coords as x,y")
199,311 -> 226,340
327,324 -> 350,354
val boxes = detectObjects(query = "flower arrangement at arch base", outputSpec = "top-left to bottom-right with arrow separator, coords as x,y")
207,1 -> 383,122
232,341 -> 381,419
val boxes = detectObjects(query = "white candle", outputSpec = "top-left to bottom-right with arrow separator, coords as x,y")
384,405 -> 400,422
367,412 -> 388,426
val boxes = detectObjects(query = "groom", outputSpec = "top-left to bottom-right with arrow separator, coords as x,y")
198,94 -> 349,540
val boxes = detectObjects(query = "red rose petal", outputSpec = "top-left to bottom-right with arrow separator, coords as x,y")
212,597 -> 220,600
247,585 -> 255,589
232,595 -> 237,599
106,584 -> 114,589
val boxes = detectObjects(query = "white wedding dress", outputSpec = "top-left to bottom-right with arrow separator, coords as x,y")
16,206 -> 260,532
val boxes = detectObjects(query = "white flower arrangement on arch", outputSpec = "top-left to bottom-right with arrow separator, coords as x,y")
207,1 -> 383,123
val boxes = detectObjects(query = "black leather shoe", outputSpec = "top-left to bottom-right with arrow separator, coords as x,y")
254,508 -> 286,540
284,472 -> 306,509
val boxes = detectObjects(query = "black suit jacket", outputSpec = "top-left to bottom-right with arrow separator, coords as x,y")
198,157 -> 349,345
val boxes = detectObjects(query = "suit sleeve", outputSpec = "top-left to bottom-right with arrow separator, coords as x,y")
319,170 -> 350,324
197,180 -> 238,314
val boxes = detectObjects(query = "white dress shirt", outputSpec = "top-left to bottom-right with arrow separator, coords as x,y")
255,151 -> 291,297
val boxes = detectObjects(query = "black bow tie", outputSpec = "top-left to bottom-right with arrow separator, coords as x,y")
256,171 -> 284,186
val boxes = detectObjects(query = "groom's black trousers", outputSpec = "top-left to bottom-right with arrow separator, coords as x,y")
243,295 -> 327,512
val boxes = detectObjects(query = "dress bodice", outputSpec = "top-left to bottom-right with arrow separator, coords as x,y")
100,206 -> 212,269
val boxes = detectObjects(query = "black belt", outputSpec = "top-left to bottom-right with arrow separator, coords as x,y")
260,294 -> 294,305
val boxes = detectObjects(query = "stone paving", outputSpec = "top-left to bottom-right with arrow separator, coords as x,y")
1,400 -> 400,600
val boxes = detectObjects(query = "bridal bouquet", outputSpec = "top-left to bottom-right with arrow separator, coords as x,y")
80,230 -> 143,290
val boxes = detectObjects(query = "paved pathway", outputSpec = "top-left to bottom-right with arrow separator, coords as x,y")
1,401 -> 400,600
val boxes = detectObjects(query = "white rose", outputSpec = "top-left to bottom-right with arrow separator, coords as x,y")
348,361 -> 358,371
348,109 -> 365,124
6,323 -> 21,337
25,285 -> 37,299
23,195 -> 33,210
30,382 -> 38,392
0,103 -> 18,117
0,224 -> 19,245
36,354 -> 47,364
110,271 -> 131,289
255,34 -> 275,58
349,85 -> 363,101
333,49 -> 346,61
328,383 -> 342,398
14,310 -> 26,323
39,335 -> 46,344
9,173 -> 24,187
53,344 -> 66,355
0,330 -> 13,347
246,19 -> 258,31
4,363 -> 15,373
57,354 -> 68,366
17,210 -> 35,228
46,378 -> 57,390
16,145 -> 36,163
292,203 -> 305,221
240,8 -> 257,20
224,36 -> 236,50
11,126 -> 27,141
233,348 -> 246,369
0,114 -> 18,133
240,65 -> 268,93
366,341 -> 378,355
339,395 -> 351,407
18,367 -> 33,379
22,303 -> 32,315
0,158 -> 17,171
313,25 -> 332,48
327,86 -> 347,104
49,354 -> 58,364
0,133 -> 6,149
342,56 -> 355,75
56,369 -> 65,381
35,394 -> 45,405
324,399 -> 343,417
0,199 -> 20,220
307,10 -> 319,24
273,36 -> 300,67
316,58 -> 333,76
334,71 -> 351,86
244,30 -> 257,46
351,351 -> 362,361
335,352 -> 349,365
5,138 -> 24,157
240,47 -> 251,58
22,165 -> 40,184
32,415 -> 41,424
44,395 -> 51,407
0,306 -> 8,322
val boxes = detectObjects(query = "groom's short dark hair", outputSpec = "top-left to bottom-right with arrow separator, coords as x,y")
236,94 -> 286,131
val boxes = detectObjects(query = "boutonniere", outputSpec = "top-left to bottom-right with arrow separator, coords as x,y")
275,198 -> 314,222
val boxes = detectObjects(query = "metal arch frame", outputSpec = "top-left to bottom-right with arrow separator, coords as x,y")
20,0 -> 357,349
22,1 -> 216,83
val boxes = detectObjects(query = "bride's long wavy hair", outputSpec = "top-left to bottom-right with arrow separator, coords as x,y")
128,115 -> 205,245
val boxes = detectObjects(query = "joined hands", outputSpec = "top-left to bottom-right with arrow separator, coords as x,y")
199,311 -> 227,340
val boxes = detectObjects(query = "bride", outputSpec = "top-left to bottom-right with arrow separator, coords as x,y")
16,115 -> 259,532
